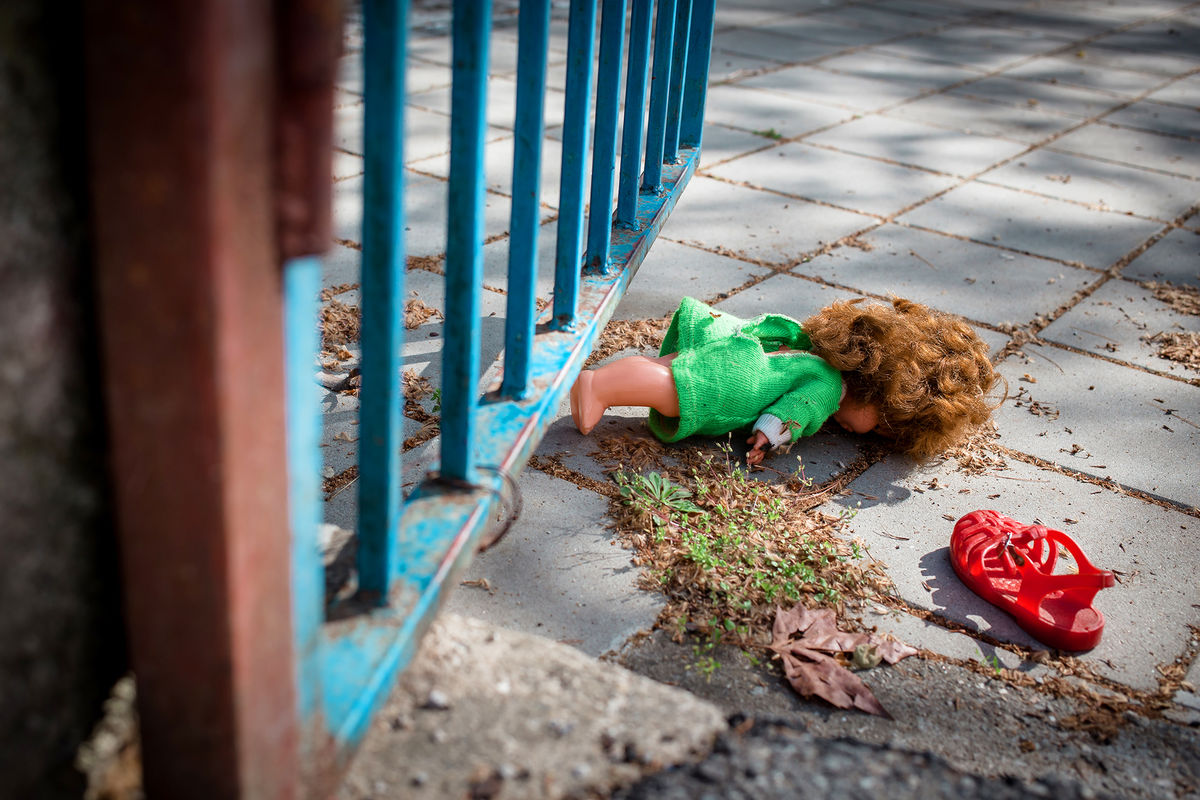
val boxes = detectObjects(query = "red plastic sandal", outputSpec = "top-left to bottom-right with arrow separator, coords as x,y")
951,510 -> 1116,651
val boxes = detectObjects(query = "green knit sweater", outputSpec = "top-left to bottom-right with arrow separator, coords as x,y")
647,297 -> 843,444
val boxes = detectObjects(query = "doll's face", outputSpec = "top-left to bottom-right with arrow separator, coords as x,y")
833,397 -> 881,434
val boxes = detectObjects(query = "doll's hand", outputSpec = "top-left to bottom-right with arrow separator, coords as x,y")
745,430 -> 771,466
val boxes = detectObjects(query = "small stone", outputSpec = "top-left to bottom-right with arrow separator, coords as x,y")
571,763 -> 591,779
548,719 -> 573,738
410,772 -> 428,787
423,688 -> 451,710
431,728 -> 448,743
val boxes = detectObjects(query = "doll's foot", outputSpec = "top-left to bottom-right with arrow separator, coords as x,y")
570,371 -> 604,435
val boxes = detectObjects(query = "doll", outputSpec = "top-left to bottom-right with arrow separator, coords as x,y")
570,296 -> 999,465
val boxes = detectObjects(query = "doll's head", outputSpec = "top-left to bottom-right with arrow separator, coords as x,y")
803,298 -> 1000,460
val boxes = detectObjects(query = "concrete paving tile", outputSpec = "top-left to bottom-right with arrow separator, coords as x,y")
322,242 -> 361,288
850,0 -> 981,20
707,50 -> 776,84
335,52 -> 452,98
403,31 -> 543,78
1003,56 -> 1172,98
882,92 -> 1080,143
711,28 -> 842,65
740,66 -> 922,113
977,148 -> 1200,221
797,223 -> 1098,326
1038,278 -> 1200,380
995,341 -> 1200,506
1122,227 -> 1200,289
658,177 -> 875,267
1146,73 -> 1200,107
478,221 -> 557,301
334,102 -> 497,164
1093,18 -> 1200,63
398,271 -> 511,397
1068,43 -> 1200,79
877,26 -> 1066,71
444,469 -> 664,657
409,134 -> 576,210
322,438 -> 440,532
332,99 -> 363,155
804,115 -> 1028,178
862,608 -> 1033,673
816,51 -> 984,92
898,181 -> 1163,269
982,9 -> 1127,39
697,124 -> 776,169
717,269 -> 884,321
825,455 -> 1200,690
766,12 -> 924,44
333,151 -> 363,182
1048,122 -> 1200,179
706,142 -> 957,217
701,84 -> 852,139
1103,100 -> 1200,141
950,75 -> 1129,121
613,240 -> 773,321
714,3 -> 824,32
408,76 -> 566,131
333,171 -> 514,255
1055,0 -> 1195,22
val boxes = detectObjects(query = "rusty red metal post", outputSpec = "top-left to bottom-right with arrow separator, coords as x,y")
84,0 -> 320,795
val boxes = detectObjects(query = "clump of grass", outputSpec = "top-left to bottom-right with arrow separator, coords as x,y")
604,440 -> 893,651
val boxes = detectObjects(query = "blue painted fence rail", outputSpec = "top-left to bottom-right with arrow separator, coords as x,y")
284,0 -> 716,773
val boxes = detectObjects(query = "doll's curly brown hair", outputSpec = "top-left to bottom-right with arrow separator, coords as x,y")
803,297 -> 1001,460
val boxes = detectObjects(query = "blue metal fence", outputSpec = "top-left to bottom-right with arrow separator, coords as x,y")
285,0 -> 716,770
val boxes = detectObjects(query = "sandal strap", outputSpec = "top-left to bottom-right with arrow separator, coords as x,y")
1011,544 -> 1115,610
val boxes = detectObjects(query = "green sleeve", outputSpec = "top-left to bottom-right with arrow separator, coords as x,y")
762,391 -> 832,442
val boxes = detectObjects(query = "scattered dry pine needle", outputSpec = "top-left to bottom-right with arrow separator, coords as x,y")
405,298 -> 443,329
1146,280 -> 1200,317
320,299 -> 361,348
320,282 -> 359,301
1145,330 -> 1200,371
585,316 -> 671,367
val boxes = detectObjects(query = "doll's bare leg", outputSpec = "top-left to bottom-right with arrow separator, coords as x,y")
570,354 -> 680,435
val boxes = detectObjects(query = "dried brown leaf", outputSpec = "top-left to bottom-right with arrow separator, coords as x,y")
770,604 -> 916,717
778,646 -> 891,718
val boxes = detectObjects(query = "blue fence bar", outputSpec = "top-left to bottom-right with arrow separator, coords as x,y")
441,0 -> 493,484
357,0 -> 409,598
501,0 -> 552,399
664,0 -> 692,162
616,0 -> 653,227
283,256 -> 324,726
584,0 -> 628,273
551,0 -> 597,328
642,0 -> 678,192
680,0 -> 716,148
